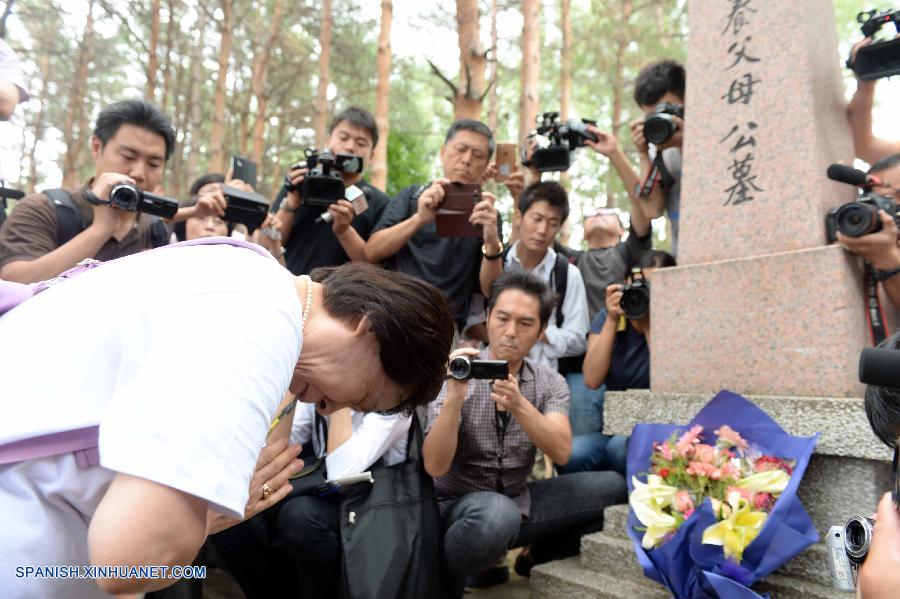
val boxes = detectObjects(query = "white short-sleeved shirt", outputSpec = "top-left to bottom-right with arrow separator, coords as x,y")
0,244 -> 302,596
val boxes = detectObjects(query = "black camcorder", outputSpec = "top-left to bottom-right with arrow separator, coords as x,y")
448,357 -> 509,381
824,164 -> 900,242
643,102 -> 685,146
221,185 -> 270,231
106,183 -> 179,219
284,149 -> 363,208
849,8 -> 900,80
620,270 -> 651,320
522,112 -> 598,172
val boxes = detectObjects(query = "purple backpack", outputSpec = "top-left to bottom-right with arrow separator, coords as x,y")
0,237 -> 275,467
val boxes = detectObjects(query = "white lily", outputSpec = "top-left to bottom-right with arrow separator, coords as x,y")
630,475 -> 679,549
734,469 -> 790,494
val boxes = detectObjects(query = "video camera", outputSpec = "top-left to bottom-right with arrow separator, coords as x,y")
104,183 -> 179,219
522,112 -> 598,172
284,148 -> 363,208
221,185 -> 270,231
448,356 -> 509,381
825,164 -> 900,242
849,8 -> 900,80
620,269 -> 650,320
643,103 -> 685,146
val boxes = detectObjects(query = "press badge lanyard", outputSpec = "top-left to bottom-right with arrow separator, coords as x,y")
864,262 -> 889,345
492,369 -> 526,494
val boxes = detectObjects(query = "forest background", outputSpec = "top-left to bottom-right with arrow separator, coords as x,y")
0,0 -> 896,249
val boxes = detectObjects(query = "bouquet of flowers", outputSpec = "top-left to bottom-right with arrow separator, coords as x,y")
626,391 -> 819,598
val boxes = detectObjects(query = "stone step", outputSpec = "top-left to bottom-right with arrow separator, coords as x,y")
530,556 -> 669,599
602,504 -> 832,586
580,531 -> 647,583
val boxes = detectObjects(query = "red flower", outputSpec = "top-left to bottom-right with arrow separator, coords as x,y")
659,468 -> 670,478
755,456 -> 794,475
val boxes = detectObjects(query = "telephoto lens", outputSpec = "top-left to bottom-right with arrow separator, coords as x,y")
844,515 -> 875,564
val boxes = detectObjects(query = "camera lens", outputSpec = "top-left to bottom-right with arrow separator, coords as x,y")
620,286 -> 650,320
844,516 -> 875,563
109,184 -> 140,212
835,203 -> 880,237
448,356 -> 472,380
644,115 -> 677,145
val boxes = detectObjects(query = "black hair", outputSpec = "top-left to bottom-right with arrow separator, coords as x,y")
518,181 -> 570,224
487,271 -> 556,330
309,263 -> 455,416
869,153 -> 900,175
444,119 -> 495,159
189,172 -> 225,197
638,250 -> 677,269
634,60 -> 686,107
865,332 -> 900,448
329,106 -> 379,149
93,99 -> 176,161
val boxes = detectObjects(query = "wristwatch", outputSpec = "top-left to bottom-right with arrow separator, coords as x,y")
482,241 -> 504,260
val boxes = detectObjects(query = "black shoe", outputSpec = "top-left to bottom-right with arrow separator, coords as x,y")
465,565 -> 510,589
514,549 -> 535,578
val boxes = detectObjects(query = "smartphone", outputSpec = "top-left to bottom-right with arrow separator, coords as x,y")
494,143 -> 517,181
230,154 -> 258,189
435,182 -> 482,238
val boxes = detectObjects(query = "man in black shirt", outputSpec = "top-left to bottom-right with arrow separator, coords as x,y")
365,119 -> 503,330
272,107 -> 390,275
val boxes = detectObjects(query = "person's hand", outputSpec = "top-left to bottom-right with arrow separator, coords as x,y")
584,125 -> 618,156
471,191 -> 499,245
416,178 -> 449,225
504,168 -> 527,201
630,117 -> 649,155
89,172 -> 137,233
522,137 -> 541,182
194,183 -> 227,219
284,165 -> 309,210
837,210 -> 900,270
481,163 -> 498,184
605,283 -> 625,321
858,492 -> 900,598
254,213 -> 284,258
328,199 -> 355,235
446,347 -> 479,401
655,115 -> 685,151
849,37 -> 874,69
206,438 -> 302,535
491,374 -> 526,413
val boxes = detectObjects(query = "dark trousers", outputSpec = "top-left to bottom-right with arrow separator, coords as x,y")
440,471 -> 627,598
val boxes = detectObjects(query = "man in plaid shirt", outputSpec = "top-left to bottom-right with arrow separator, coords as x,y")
424,271 -> 627,596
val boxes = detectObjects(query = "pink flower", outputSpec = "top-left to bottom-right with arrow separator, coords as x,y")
693,444 -> 718,465
755,456 -> 794,475
659,442 -> 674,461
719,461 -> 741,481
686,461 -> 718,478
676,425 -> 704,457
754,492 -> 774,511
714,425 -> 749,450
674,490 -> 694,514
684,508 -> 695,519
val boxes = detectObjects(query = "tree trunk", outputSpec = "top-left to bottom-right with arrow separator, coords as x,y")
62,0 -> 94,187
169,33 -> 190,198
519,0 -> 540,145
26,51 -> 50,193
145,0 -> 161,101
607,0 -> 631,208
250,0 -> 284,166
369,0 -> 392,190
454,0 -> 485,120
185,5 -> 207,187
208,0 -> 233,174
159,0 -> 177,112
558,0 -> 572,246
487,0 -> 499,133
313,0 -> 332,148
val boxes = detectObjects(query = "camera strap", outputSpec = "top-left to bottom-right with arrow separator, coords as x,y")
865,262 -> 889,345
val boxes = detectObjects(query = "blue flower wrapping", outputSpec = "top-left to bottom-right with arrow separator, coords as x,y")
625,390 -> 820,598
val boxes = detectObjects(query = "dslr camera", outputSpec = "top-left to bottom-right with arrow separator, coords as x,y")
522,111 -> 598,172
850,8 -> 900,80
826,192 -> 899,242
643,102 -> 685,146
105,183 -> 179,219
620,269 -> 650,320
284,148 -> 363,208
448,356 -> 509,381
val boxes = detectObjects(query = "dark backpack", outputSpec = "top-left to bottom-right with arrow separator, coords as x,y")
43,188 -> 169,249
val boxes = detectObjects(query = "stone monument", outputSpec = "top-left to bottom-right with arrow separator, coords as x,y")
532,1 -> 891,597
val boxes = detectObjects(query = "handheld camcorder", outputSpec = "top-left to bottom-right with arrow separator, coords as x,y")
643,102 -> 685,146
522,112 -> 598,172
825,164 -> 900,242
448,356 -> 509,381
825,347 -> 900,592
850,8 -> 900,80
221,185 -> 270,231
284,149 -> 364,208
105,183 -> 179,219
620,269 -> 650,320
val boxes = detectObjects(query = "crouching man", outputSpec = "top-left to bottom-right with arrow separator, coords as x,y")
423,271 -> 627,596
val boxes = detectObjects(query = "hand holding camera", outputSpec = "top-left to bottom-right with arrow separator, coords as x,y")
469,191 -> 499,245
643,103 -> 685,150
521,111 -> 599,172
847,8 -> 900,81
416,178 -> 449,226
283,164 -> 309,210
837,210 -> 900,270
88,172 -> 140,233
605,283 -> 625,322
583,125 -> 619,157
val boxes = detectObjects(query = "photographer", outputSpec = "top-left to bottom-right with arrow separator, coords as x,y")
847,36 -> 900,164
629,60 -> 685,255
836,154 -> 900,311
273,107 -> 390,274
0,254 -> 454,596
0,99 -> 177,283
365,119 -> 503,331
561,250 -> 676,476
423,272 -> 626,595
